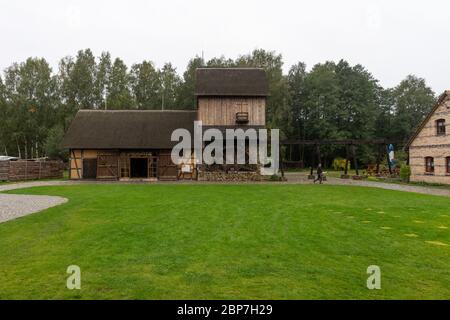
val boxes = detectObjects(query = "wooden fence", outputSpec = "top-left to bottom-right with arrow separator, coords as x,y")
0,160 -> 63,181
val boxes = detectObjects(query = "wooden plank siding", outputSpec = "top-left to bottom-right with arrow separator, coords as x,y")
197,97 -> 265,126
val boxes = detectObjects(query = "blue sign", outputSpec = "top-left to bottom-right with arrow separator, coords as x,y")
387,144 -> 395,168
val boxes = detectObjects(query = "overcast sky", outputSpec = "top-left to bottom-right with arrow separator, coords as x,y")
1,0 -> 449,93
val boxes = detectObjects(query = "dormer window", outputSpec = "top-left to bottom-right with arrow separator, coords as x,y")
436,119 -> 446,135
236,112 -> 249,124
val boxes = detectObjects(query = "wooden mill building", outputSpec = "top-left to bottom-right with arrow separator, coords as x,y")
62,68 -> 268,180
406,90 -> 450,184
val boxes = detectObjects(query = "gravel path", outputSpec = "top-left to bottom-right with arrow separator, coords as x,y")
0,181 -> 70,223
284,172 -> 450,197
0,194 -> 67,223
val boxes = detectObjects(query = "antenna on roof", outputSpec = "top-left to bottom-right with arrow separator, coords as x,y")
201,50 -> 205,66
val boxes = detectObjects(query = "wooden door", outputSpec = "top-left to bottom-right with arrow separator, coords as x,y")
82,159 -> 97,179
97,154 -> 119,179
158,154 -> 178,180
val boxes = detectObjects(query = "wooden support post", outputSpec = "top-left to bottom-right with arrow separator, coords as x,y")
71,149 -> 81,179
344,145 -> 349,175
386,144 -> 392,175
340,145 -> 350,179
308,145 -> 315,179
352,144 -> 359,176
316,144 -> 322,166
279,145 -> 285,179
376,144 -> 382,175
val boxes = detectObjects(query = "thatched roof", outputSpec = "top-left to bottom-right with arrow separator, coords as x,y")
195,68 -> 269,97
61,110 -> 197,149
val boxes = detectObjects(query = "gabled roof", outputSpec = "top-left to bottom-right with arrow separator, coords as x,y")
61,110 -> 197,149
405,90 -> 450,148
195,68 -> 269,97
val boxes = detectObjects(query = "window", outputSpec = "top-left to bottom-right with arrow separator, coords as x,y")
436,119 -> 446,135
447,157 -> 450,174
236,112 -> 249,124
425,157 -> 434,173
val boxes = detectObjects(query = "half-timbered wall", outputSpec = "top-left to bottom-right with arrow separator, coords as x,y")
69,149 -> 99,179
69,149 -> 197,180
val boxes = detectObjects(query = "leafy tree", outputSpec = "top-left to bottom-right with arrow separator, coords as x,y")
0,75 -> 9,154
44,125 -> 68,160
94,52 -> 112,109
390,75 -> 435,142
374,87 -> 395,140
236,49 -> 291,135
107,58 -> 133,109
177,56 -> 204,109
70,49 -> 97,109
287,62 -> 307,139
0,48 -> 440,167
130,60 -> 160,109
158,63 -> 181,110
3,58 -> 58,158
206,56 -> 235,68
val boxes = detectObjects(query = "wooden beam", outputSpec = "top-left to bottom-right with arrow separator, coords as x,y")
386,145 -> 393,175
279,144 -> 285,179
316,144 -> 322,165
281,138 -> 403,146
376,144 -> 382,174
344,145 -> 349,175
352,145 -> 359,176
71,149 -> 81,179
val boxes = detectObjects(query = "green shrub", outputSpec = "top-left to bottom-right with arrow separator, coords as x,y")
269,174 -> 281,181
332,157 -> 350,171
400,164 -> 411,182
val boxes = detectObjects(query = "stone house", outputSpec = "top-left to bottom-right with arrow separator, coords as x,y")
406,91 -> 450,184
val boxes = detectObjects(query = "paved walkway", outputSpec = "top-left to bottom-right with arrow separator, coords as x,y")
283,172 -> 450,197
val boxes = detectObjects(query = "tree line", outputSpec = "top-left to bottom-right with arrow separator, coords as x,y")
0,48 -> 437,166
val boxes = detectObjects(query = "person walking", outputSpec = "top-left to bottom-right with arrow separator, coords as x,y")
314,163 -> 324,184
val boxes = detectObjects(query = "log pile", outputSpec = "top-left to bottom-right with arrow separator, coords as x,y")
0,161 -> 9,181
198,171 -> 262,182
1,160 -> 63,181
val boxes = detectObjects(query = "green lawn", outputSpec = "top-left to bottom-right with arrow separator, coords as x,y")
0,184 -> 449,299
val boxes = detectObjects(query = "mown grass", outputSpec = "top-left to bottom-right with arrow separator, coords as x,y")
0,184 -> 449,299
